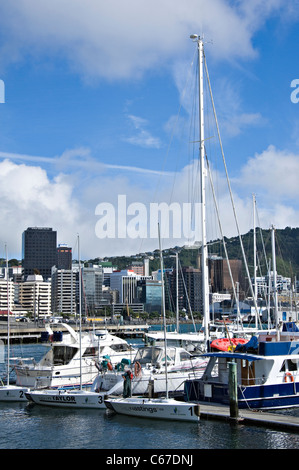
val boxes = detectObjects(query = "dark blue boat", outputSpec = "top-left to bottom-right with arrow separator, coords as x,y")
184,334 -> 299,410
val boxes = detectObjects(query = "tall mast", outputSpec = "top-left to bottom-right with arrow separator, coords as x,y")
78,234 -> 82,390
175,251 -> 179,333
158,223 -> 168,399
271,225 -> 280,339
5,244 -> 10,385
191,34 -> 210,350
253,194 -> 258,329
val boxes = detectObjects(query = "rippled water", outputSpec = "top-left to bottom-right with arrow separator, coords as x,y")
0,332 -> 299,449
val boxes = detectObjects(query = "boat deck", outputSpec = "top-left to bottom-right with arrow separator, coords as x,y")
198,402 -> 299,433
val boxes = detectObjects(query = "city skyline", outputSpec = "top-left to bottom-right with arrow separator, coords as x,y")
0,2 -> 298,259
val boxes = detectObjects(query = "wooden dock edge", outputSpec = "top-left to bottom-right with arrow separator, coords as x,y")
198,402 -> 299,433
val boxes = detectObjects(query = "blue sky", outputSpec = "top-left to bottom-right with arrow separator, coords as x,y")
0,1 -> 298,260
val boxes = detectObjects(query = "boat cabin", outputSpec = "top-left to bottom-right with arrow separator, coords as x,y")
184,339 -> 299,408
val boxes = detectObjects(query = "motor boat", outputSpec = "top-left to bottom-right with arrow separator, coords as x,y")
14,323 -> 136,389
184,333 -> 299,410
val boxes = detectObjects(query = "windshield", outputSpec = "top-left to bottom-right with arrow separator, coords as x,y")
52,346 -> 78,365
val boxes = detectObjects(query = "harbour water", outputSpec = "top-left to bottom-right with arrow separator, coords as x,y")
1,327 -> 299,450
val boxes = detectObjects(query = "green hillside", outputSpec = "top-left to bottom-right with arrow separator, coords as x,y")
100,226 -> 299,280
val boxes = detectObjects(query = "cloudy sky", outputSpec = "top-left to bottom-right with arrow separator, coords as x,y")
0,0 -> 298,260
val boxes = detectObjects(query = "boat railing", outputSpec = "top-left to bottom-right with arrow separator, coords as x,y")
239,376 -> 267,386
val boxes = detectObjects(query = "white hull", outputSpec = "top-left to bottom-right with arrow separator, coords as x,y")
15,359 -> 98,389
25,381 -> 123,409
25,388 -> 106,408
100,367 -> 206,396
0,385 -> 29,402
105,396 -> 200,422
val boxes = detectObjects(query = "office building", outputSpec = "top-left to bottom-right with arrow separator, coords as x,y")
0,280 -> 15,311
136,279 -> 162,313
81,266 -> 104,315
19,274 -> 51,317
22,227 -> 57,280
57,244 -> 72,270
110,270 -> 138,304
51,267 -> 76,316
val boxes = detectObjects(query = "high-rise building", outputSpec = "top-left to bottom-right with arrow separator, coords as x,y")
51,267 -> 76,316
57,244 -> 72,270
22,227 -> 57,280
81,266 -> 104,315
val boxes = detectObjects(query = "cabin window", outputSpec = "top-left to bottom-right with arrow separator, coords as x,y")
52,346 -> 77,365
110,344 -> 130,352
180,351 -> 191,362
83,347 -> 98,357
280,359 -> 298,373
288,359 -> 298,372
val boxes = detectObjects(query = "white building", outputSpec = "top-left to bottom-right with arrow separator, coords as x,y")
0,279 -> 15,311
51,267 -> 76,316
19,274 -> 51,317
110,270 -> 138,304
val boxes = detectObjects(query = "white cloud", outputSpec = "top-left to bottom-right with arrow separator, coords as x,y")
123,115 -> 162,149
0,0 -> 286,80
0,159 -> 83,258
236,145 -> 299,200
1,141 -> 299,259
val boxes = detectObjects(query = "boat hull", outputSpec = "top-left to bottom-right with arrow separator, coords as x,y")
184,379 -> 299,410
105,397 -> 200,421
0,385 -> 29,402
15,361 -> 98,390
25,389 -> 108,409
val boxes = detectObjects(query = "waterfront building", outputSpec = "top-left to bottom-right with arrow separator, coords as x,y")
22,227 -> 57,280
0,279 -> 15,311
19,274 -> 51,318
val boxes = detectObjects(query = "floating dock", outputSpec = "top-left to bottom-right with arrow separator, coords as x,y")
198,402 -> 299,433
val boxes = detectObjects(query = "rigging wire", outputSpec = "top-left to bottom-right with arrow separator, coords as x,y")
203,49 -> 262,329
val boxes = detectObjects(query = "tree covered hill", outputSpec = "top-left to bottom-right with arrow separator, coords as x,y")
100,226 -> 299,280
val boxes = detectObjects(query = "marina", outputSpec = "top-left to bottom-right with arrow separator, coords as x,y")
0,334 -> 298,449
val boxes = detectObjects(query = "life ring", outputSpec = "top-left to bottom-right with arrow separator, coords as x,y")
134,361 -> 142,377
284,372 -> 294,383
107,361 -> 113,371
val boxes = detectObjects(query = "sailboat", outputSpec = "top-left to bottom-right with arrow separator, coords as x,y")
181,36 -> 299,411
25,235 -> 123,409
0,245 -> 29,401
104,225 -> 200,421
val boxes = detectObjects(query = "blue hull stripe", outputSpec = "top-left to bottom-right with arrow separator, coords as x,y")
184,380 -> 299,410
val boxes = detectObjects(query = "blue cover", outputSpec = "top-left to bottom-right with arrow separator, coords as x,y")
235,335 -> 258,353
282,322 -> 299,332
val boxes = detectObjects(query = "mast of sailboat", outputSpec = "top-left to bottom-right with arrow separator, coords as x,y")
78,234 -> 82,390
191,34 -> 210,351
271,225 -> 280,340
175,251 -> 179,333
5,244 -> 10,385
253,194 -> 258,329
158,223 -> 168,399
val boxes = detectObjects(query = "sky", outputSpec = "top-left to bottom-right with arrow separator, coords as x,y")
0,0 -> 299,260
